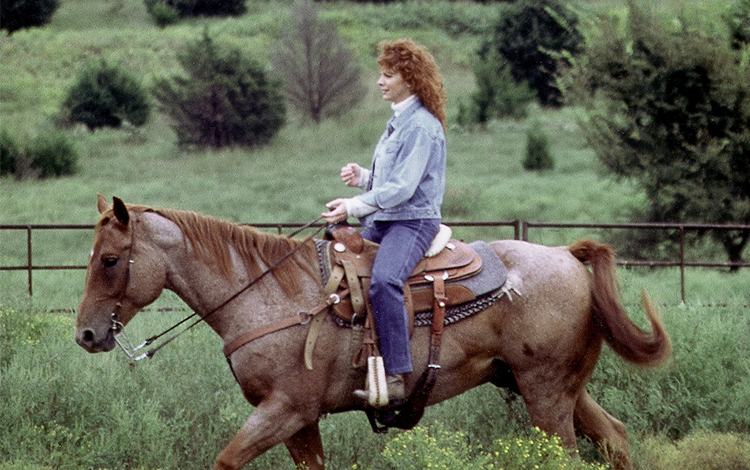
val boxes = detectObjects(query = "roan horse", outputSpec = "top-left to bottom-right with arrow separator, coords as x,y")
76,195 -> 671,470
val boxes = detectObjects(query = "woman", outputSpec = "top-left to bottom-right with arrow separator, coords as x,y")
322,38 -> 447,405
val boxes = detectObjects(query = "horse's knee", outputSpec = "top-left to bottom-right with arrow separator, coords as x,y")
213,453 -> 238,470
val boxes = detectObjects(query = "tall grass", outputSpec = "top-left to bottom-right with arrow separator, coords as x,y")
0,295 -> 748,469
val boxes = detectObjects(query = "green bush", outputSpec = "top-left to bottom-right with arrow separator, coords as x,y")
147,0 -> 180,27
464,48 -> 535,125
523,121 -> 554,171
153,29 -> 286,148
61,59 -> 150,131
0,128 -> 20,176
482,0 -> 583,107
0,0 -> 59,35
564,0 -> 750,266
144,0 -> 246,20
0,128 -> 77,179
726,0 -> 750,50
28,131 -> 78,178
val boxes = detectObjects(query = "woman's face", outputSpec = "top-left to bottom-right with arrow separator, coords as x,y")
377,69 -> 411,104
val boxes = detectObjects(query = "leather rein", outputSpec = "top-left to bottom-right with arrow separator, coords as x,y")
109,214 -> 331,362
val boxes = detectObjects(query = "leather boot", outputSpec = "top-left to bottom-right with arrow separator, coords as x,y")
386,374 -> 405,404
353,373 -> 406,406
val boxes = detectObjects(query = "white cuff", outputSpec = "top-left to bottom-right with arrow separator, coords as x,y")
344,197 -> 377,218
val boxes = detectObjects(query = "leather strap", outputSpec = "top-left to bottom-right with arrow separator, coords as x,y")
224,288 -> 348,359
304,265 -> 347,369
342,259 -> 365,316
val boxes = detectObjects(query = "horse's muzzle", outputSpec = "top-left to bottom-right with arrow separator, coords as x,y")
75,326 -> 116,353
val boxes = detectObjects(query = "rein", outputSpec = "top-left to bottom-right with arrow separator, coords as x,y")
110,215 -> 327,362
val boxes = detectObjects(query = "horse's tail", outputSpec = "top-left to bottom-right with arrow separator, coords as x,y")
569,238 -> 672,367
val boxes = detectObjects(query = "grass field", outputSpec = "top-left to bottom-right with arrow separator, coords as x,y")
2,0 -> 750,469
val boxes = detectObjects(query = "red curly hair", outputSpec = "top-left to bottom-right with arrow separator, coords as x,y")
377,38 -> 447,132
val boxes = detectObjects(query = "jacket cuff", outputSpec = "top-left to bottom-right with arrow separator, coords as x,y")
344,197 -> 378,218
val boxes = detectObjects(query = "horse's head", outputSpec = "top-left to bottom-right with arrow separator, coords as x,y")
76,195 -> 166,353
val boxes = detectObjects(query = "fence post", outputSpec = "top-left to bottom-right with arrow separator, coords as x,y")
679,225 -> 685,304
26,225 -> 33,296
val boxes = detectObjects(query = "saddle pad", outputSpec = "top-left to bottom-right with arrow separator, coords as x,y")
457,240 -> 507,296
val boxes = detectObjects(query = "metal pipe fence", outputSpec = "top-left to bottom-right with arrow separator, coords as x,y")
2,220 -> 749,302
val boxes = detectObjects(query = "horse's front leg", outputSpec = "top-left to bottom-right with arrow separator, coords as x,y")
213,396 -> 320,470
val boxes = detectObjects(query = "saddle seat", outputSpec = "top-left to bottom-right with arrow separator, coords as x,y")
325,225 -> 483,327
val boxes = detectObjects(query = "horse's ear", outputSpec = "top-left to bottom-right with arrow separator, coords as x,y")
97,193 -> 109,214
112,197 -> 130,225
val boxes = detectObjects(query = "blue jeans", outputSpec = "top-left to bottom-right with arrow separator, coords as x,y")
361,219 -> 441,375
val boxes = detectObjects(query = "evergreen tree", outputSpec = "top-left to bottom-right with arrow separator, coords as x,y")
566,1 -> 750,266
61,59 -> 150,131
482,0 -> 583,107
153,30 -> 286,148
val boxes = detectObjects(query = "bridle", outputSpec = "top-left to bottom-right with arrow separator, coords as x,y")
108,213 -> 327,362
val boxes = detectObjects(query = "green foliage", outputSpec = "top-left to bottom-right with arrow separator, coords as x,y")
639,432 -> 750,470
482,0 -> 583,107
27,130 -> 78,178
566,0 -> 750,264
726,0 -> 750,50
381,425 -> 608,470
0,0 -> 59,35
61,59 -> 151,131
144,0 -> 246,21
153,29 -> 286,148
147,0 -> 180,27
0,128 -> 20,176
523,120 -> 555,171
587,302 -> 750,442
0,128 -> 77,179
461,49 -> 535,125
272,1 -> 366,122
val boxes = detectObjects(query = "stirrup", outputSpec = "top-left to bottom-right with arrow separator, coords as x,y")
353,356 -> 389,407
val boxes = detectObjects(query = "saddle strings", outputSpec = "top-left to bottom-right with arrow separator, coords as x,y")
132,215 -> 326,360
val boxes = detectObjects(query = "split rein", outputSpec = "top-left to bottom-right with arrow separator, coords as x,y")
109,215 -> 329,363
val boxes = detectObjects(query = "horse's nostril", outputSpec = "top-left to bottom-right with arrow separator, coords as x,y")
82,329 -> 94,343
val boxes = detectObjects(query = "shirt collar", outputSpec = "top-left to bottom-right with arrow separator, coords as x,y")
391,94 -> 418,117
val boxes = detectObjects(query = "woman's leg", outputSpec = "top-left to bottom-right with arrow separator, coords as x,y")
366,219 -> 440,375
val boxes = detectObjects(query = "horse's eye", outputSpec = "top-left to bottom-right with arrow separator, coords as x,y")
103,256 -> 119,268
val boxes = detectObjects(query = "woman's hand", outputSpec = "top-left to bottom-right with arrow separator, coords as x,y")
341,163 -> 363,187
322,199 -> 349,224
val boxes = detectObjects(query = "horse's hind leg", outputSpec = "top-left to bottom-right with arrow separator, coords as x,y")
515,373 -> 579,450
574,390 -> 632,470
284,421 -> 325,470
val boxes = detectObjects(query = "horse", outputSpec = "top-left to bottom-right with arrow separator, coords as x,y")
76,195 -> 671,470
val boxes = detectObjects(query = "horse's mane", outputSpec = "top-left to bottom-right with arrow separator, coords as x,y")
133,206 -> 319,295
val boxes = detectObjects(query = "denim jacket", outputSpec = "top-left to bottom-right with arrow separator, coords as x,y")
356,100 -> 446,227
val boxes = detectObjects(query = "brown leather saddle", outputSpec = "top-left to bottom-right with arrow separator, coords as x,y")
324,225 -> 483,332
